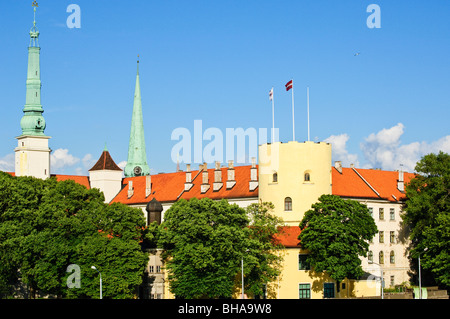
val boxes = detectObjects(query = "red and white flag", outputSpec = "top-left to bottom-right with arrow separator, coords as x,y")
285,80 -> 293,91
269,88 -> 273,101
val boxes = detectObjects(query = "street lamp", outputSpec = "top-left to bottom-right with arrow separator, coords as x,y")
241,249 -> 249,299
368,261 -> 384,299
418,247 -> 428,299
91,266 -> 102,299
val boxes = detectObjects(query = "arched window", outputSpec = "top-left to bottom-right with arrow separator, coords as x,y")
272,172 -> 278,183
379,251 -> 384,264
304,172 -> 310,182
284,197 -> 292,211
390,251 -> 395,264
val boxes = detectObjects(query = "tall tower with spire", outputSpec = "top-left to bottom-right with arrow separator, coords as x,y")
14,1 -> 51,179
124,57 -> 150,177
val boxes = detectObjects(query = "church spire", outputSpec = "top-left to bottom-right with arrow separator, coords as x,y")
124,57 -> 150,177
20,0 -> 46,136
15,1 -> 51,180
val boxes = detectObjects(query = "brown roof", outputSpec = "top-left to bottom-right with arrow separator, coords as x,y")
89,150 -> 122,171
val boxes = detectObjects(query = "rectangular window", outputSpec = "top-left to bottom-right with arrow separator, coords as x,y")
149,265 -> 154,273
379,208 -> 384,220
368,207 -> 373,218
298,254 -> 310,270
390,276 -> 395,287
390,231 -> 395,243
379,231 -> 384,243
299,284 -> 311,299
156,265 -> 161,273
390,208 -> 395,220
323,283 -> 335,298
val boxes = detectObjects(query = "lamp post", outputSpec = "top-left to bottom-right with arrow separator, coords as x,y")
418,247 -> 428,299
241,249 -> 249,299
91,266 -> 102,299
241,257 -> 244,299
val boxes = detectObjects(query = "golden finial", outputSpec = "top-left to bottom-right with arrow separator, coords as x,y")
32,1 -> 38,7
137,54 -> 140,63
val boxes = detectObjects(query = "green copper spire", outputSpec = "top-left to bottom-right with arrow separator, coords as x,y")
20,1 -> 46,136
124,57 -> 150,177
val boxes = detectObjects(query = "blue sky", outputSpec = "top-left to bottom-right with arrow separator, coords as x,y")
1,0 -> 449,175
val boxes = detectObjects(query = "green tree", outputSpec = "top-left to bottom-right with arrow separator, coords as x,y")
244,201 -> 284,298
159,198 -> 249,298
0,172 -> 148,299
402,151 -> 450,289
159,198 -> 284,299
298,194 -> 378,285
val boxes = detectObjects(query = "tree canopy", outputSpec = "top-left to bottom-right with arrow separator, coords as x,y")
298,194 -> 378,284
402,151 -> 450,288
158,198 -> 284,299
0,171 -> 148,299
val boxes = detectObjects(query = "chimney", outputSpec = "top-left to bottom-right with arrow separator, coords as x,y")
334,161 -> 342,174
226,160 -> 236,189
213,161 -> 223,191
201,162 -> 210,193
145,175 -> 152,197
127,180 -> 134,198
397,165 -> 404,192
249,157 -> 258,191
184,164 -> 193,191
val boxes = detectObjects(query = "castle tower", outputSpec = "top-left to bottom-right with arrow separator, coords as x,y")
89,144 -> 123,203
258,141 -> 332,226
124,57 -> 150,177
15,1 -> 51,179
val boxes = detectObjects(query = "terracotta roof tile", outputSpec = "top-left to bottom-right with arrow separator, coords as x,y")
51,174 -> 91,189
273,226 -> 302,248
111,165 -> 258,205
332,167 -> 415,202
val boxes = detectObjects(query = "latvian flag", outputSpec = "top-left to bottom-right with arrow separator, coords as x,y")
285,80 -> 293,91
269,88 -> 273,101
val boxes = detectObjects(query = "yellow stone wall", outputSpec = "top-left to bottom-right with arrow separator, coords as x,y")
258,141 -> 332,226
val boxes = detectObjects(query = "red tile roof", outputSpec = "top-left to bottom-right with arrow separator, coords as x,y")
332,167 -> 415,202
4,171 -> 90,189
111,165 -> 258,205
51,174 -> 91,189
274,226 -> 302,248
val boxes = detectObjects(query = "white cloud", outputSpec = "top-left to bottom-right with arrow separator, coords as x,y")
117,161 -> 127,170
360,123 -> 450,172
324,133 -> 360,167
50,148 -> 80,171
0,153 -> 15,172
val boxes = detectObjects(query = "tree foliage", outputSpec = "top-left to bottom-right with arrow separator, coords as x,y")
158,198 -> 284,298
402,151 -> 450,288
0,172 -> 148,299
299,194 -> 378,284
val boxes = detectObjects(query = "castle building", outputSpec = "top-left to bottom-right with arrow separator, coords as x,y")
3,3 -> 416,299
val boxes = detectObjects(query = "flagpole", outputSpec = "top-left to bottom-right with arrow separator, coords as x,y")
307,87 -> 310,141
292,82 -> 295,142
272,87 -> 275,144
